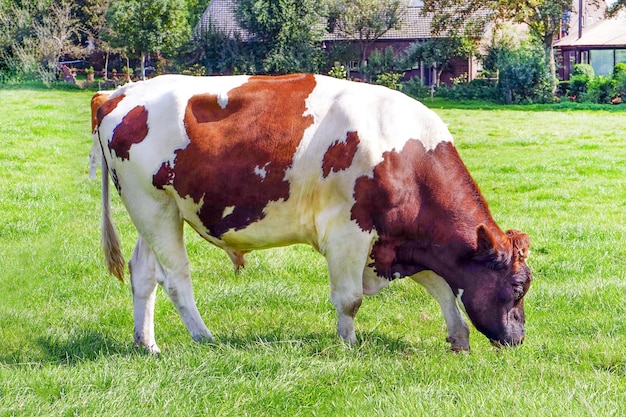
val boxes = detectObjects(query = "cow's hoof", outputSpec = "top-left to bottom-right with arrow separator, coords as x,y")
134,341 -> 161,355
446,336 -> 470,352
191,331 -> 215,344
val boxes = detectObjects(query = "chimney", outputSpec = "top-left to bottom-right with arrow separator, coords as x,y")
578,0 -> 583,39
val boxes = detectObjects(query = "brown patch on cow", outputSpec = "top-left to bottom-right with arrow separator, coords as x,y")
91,92 -> 110,132
109,106 -> 149,161
322,131 -> 360,177
351,140 -> 495,279
96,94 -> 125,127
153,74 -> 317,237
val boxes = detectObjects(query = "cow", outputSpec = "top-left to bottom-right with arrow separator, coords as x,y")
89,91 -> 112,179
96,74 -> 532,354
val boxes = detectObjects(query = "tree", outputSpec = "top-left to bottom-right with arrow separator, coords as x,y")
607,0 -> 626,17
0,0 -> 82,83
421,0 -> 572,94
404,36 -> 476,85
325,0 -> 406,72
105,0 -> 190,80
235,0 -> 325,74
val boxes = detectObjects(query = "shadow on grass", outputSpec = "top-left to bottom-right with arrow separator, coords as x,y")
33,331 -> 137,365
0,329 -> 436,367
213,329 -> 424,356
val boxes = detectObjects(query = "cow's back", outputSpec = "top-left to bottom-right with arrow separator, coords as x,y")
97,74 -> 453,252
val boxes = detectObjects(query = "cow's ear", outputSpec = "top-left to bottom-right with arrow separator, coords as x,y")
475,224 -> 509,269
505,229 -> 530,260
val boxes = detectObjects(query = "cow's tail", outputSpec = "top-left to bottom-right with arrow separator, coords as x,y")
101,150 -> 125,282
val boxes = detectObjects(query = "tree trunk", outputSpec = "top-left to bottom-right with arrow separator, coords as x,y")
544,33 -> 557,95
104,51 -> 109,80
141,52 -> 146,81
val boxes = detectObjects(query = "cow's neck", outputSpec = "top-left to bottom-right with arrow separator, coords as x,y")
367,141 -> 501,285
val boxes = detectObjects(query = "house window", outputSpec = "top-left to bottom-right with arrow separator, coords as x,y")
580,51 -> 589,65
590,49 -> 614,76
616,50 -> 626,65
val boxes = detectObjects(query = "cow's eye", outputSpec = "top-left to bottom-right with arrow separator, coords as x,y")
513,284 -> 525,301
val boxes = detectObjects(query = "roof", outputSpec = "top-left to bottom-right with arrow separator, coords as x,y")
554,16 -> 626,48
324,6 -> 437,41
194,0 -> 439,42
194,0 -> 252,41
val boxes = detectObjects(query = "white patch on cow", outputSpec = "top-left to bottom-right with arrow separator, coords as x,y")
222,206 -> 235,217
455,288 -> 468,315
254,162 -> 270,179
217,91 -> 229,109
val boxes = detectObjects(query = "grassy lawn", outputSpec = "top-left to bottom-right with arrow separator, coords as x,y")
0,84 -> 625,416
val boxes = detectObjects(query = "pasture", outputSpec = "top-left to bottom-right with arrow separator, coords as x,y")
0,85 -> 625,416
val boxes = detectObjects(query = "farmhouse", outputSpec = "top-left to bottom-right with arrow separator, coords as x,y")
194,0 -> 480,86
554,15 -> 626,79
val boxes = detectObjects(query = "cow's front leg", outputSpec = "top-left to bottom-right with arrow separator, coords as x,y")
324,229 -> 371,345
129,237 -> 160,354
411,271 -> 470,351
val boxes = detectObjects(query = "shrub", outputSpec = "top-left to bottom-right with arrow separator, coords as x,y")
401,76 -> 430,99
582,76 -> 615,104
483,40 -> 553,104
373,72 -> 405,90
566,63 -> 594,100
328,64 -> 347,79
435,78 -> 498,101
572,63 -> 595,78
613,63 -> 626,100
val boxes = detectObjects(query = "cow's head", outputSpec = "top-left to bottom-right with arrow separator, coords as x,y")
458,226 -> 532,347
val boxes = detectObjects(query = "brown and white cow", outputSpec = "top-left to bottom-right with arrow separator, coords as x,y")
89,91 -> 112,179
96,74 -> 532,353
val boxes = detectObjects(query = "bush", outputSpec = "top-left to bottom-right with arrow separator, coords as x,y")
582,76 -> 616,104
328,64 -> 347,79
373,72 -> 404,90
613,63 -> 626,99
483,40 -> 553,104
401,77 -> 430,99
566,64 -> 594,100
434,78 -> 498,101
572,63 -> 595,78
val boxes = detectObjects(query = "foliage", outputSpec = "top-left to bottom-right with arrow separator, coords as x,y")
362,46 -> 405,81
105,0 -> 190,79
2,88 -> 626,415
582,76 -> 616,104
565,63 -> 626,104
401,76 -> 430,98
373,71 -> 404,90
434,78 -> 499,101
328,64 -> 347,79
421,0 -> 572,93
607,0 -> 626,17
572,63 -> 595,79
614,63 -> 626,100
0,1 -> 83,83
404,37 -> 475,86
483,38 -> 553,104
189,22 -> 258,75
235,0 -> 325,74
324,0 -> 406,70
566,64 -> 595,100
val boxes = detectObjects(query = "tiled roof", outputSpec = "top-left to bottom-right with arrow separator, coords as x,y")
194,0 -> 252,41
195,0 -> 438,41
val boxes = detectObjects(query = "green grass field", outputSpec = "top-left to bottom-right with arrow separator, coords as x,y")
0,85 -> 625,416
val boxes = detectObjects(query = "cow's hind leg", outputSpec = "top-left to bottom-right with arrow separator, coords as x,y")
411,271 -> 470,351
129,236 -> 160,353
323,229 -> 371,345
128,198 -> 213,349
